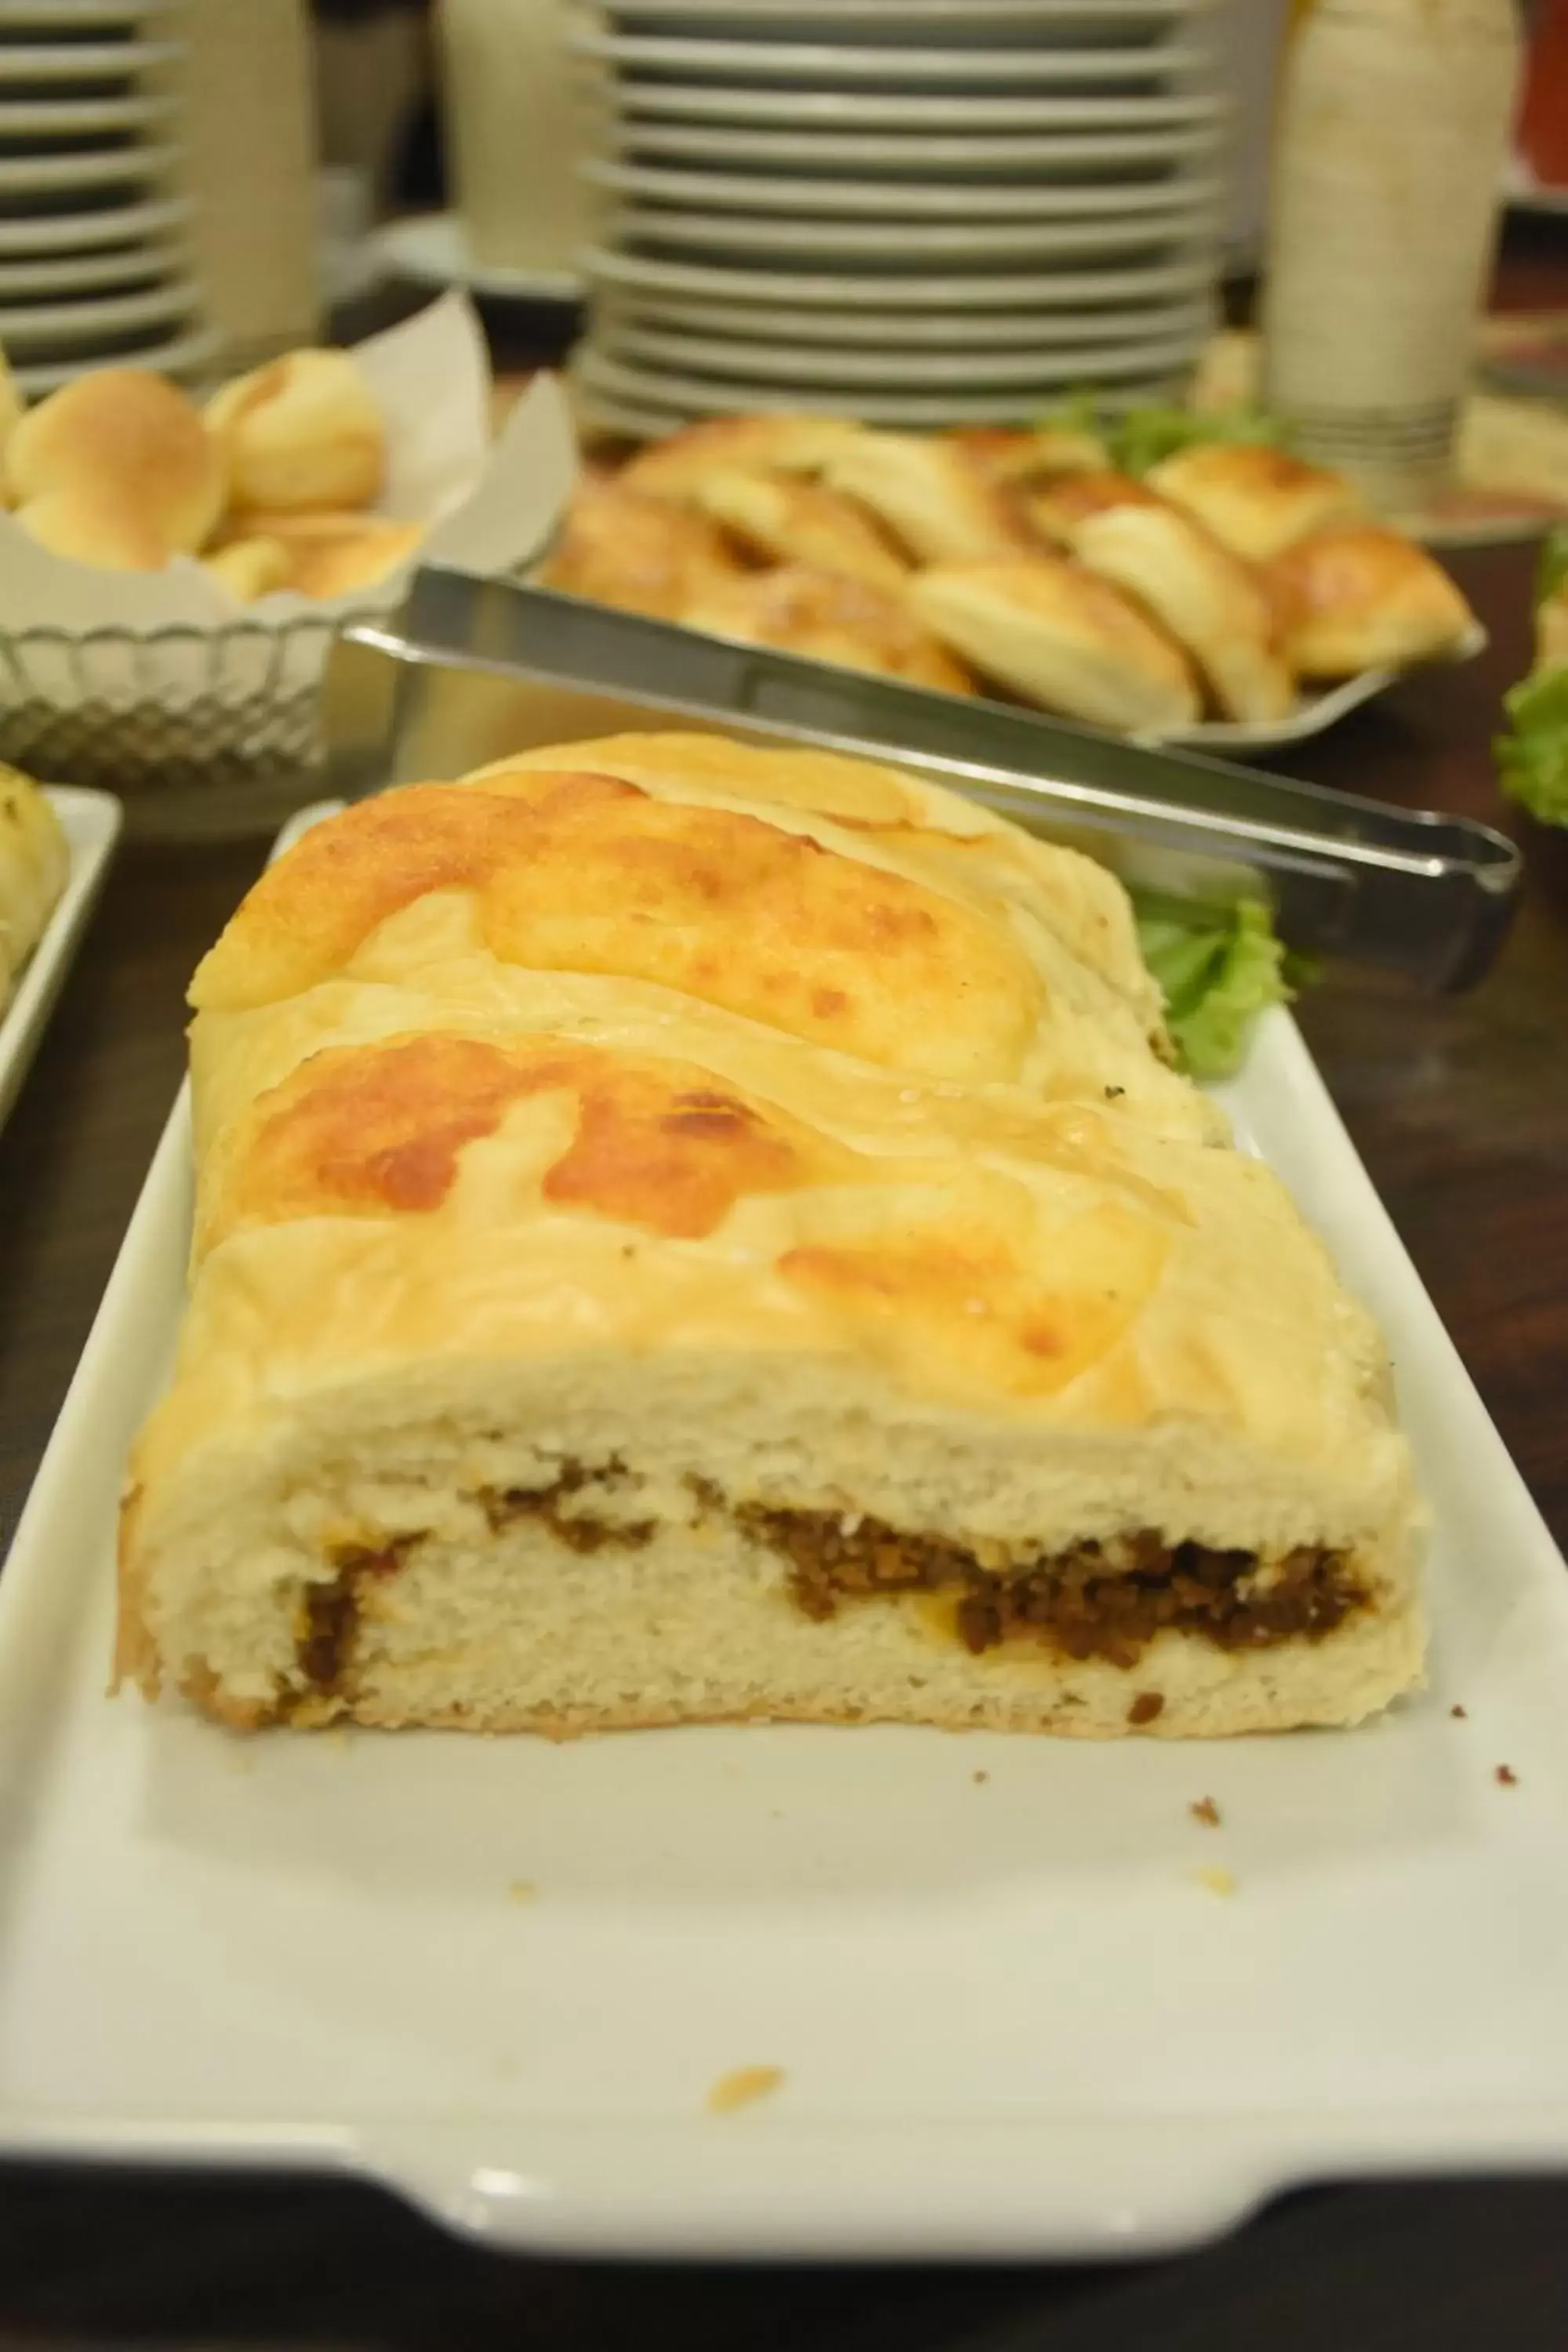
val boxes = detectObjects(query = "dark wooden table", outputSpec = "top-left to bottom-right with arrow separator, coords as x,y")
5,412 -> 1568,2352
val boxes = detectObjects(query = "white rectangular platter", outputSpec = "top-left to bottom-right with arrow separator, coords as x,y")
2,804 -> 1566,2263
0,785 -> 122,1134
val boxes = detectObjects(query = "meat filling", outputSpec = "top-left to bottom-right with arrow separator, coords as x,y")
290,1461 -> 1368,1703
743,1508 -> 1365,1669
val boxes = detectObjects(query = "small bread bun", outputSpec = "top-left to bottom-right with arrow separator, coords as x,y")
16,483 -> 172,572
910,556 -> 1202,733
540,480 -> 744,619
685,467 -> 909,591
822,431 -> 1028,563
681,564 -> 975,693
1268,524 -> 1476,677
618,412 -> 864,494
5,368 -> 223,553
205,349 -> 386,514
1022,468 -> 1161,549
1072,503 -> 1295,724
1148,444 -> 1363,564
201,535 -> 293,604
210,509 -> 421,601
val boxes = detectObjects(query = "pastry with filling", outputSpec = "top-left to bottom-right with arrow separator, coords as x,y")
539,479 -> 744,619
0,762 -> 69,1015
619,412 -> 864,495
822,431 -> 1029,562
1148,444 -> 1363,563
910,556 -> 1202,732
1269,524 -> 1476,677
1071,503 -> 1296,724
682,467 -> 909,591
681,564 -> 973,691
117,731 -> 1423,1740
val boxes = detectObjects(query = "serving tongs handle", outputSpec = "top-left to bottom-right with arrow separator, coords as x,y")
331,569 -> 1520,992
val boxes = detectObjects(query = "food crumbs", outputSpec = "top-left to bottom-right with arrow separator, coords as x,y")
1189,1796 -> 1221,1827
1496,1765 -> 1519,1788
1450,1703 -> 1468,1719
972,1769 -> 989,1785
1193,1866 -> 1236,1896
1104,1084 -> 1126,1100
706,2066 -> 783,2116
507,1879 -> 539,1904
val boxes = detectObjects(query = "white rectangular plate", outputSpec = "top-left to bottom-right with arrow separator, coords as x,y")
0,785 -> 122,1134
2,803 -> 1567,2263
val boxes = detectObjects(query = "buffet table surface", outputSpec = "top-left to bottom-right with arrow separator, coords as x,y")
2,286 -> 1567,2347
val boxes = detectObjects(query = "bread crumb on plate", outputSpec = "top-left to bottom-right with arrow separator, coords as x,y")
706,2065 -> 783,2115
1193,1866 -> 1236,1896
1189,1796 -> 1221,1827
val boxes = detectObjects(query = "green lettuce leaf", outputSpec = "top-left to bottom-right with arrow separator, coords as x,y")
1037,398 -> 1292,478
1134,898 -> 1294,1080
1497,663 -> 1568,826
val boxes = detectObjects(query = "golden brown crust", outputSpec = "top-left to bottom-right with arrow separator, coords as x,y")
205,348 -> 385,514
1148,443 -> 1363,563
949,424 -> 1110,485
681,564 -> 973,691
684,468 -> 909,590
5,368 -> 224,554
16,484 -> 173,572
1020,469 -> 1161,549
910,556 -> 1203,731
1070,503 -> 1295,724
193,765 -> 1042,1080
539,479 -> 746,619
1268,524 -> 1476,677
618,411 -> 864,493
822,432 -> 1031,563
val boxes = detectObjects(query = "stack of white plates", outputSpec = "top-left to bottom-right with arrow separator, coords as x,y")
570,0 -> 1230,434
0,0 -> 213,395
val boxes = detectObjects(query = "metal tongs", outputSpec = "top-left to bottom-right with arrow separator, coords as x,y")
322,568 -> 1522,991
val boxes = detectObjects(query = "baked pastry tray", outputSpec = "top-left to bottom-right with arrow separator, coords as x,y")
0,786 -> 122,1136
2,807 -> 1566,2261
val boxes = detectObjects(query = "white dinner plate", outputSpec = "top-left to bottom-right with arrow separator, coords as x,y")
593,316 -> 1205,390
608,80 -> 1229,129
0,89 -> 174,136
603,0 -> 1213,33
2,788 -> 1566,2262
585,240 -> 1217,307
0,189 -> 188,256
608,118 -> 1226,181
573,28 -> 1212,87
585,158 -> 1228,221
0,237 -> 181,296
12,321 -> 216,394
0,273 -> 198,351
608,201 -> 1219,263
0,141 -> 177,196
372,211 -> 582,305
0,786 -> 122,1138
596,291 -> 1214,350
0,0 -> 172,24
0,37 -> 180,83
575,343 -> 1184,425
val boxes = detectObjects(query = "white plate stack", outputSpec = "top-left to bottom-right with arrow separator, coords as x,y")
0,0 -> 213,396
569,0 -> 1230,434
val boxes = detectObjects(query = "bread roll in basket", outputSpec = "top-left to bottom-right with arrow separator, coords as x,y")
117,731 -> 1424,1740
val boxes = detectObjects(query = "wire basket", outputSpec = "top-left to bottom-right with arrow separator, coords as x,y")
0,611 -> 384,839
